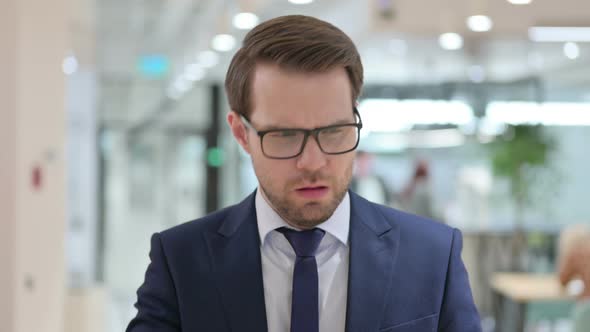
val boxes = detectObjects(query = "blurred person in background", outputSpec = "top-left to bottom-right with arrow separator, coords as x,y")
401,159 -> 437,220
127,15 -> 480,332
350,150 -> 394,206
559,242 -> 590,297
558,224 -> 590,331
559,225 -> 590,299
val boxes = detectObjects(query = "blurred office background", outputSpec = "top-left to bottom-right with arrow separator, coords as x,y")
1,0 -> 589,331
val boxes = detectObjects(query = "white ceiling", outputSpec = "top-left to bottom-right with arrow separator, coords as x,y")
92,0 -> 590,131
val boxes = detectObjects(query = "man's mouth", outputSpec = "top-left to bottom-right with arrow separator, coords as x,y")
295,185 -> 329,199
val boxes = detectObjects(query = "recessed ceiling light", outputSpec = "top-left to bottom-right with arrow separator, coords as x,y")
507,0 -> 533,4
288,0 -> 313,4
212,34 -> 236,52
233,12 -> 259,30
563,42 -> 580,60
62,55 -> 78,75
467,15 -> 493,32
439,33 -> 464,50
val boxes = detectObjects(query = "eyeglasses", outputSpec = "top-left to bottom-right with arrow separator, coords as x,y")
241,108 -> 363,159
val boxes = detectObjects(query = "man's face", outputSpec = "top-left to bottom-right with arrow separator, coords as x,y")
228,63 -> 357,229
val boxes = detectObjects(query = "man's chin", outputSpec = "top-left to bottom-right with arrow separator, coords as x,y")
289,213 -> 330,229
287,201 -> 335,226
290,197 -> 330,211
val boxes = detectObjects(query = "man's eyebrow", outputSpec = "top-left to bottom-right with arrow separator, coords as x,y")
256,124 -> 296,131
329,118 -> 355,126
258,118 -> 355,131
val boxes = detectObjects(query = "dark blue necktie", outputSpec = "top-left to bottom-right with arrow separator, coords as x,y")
278,227 -> 325,332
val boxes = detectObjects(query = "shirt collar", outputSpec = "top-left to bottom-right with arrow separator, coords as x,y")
255,188 -> 350,247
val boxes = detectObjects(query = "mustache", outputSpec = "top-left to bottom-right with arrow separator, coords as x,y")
287,171 -> 330,186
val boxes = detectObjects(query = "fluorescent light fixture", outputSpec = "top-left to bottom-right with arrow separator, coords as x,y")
439,33 -> 464,50
478,118 -> 507,136
507,0 -> 533,4
467,15 -> 493,32
407,129 -> 466,148
288,0 -> 314,4
486,101 -> 590,126
183,63 -> 206,82
358,133 -> 408,152
212,34 -> 236,52
529,27 -> 590,42
198,50 -> 219,68
62,55 -> 78,75
358,98 -> 475,132
233,12 -> 259,30
359,129 -> 466,151
563,42 -> 580,59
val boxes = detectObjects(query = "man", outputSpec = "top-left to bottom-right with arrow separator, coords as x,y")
350,150 -> 393,206
400,159 -> 436,219
127,15 -> 481,332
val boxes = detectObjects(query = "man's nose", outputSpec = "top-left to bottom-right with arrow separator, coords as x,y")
295,136 -> 327,172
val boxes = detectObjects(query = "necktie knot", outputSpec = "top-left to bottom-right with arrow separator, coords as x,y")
278,227 -> 325,258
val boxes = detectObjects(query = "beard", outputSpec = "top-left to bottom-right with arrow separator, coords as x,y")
256,162 -> 353,229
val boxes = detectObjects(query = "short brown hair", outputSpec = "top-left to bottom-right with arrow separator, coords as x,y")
225,15 -> 363,118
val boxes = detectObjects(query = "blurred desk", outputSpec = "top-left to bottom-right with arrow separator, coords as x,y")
461,228 -> 561,320
491,273 -> 573,332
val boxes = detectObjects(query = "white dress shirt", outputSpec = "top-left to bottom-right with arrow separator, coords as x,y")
256,189 -> 350,332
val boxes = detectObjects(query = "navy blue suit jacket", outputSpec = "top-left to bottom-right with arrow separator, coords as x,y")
127,191 -> 481,331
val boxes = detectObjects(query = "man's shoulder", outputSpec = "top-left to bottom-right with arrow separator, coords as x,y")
164,208 -> 227,234
361,198 -> 460,264
382,204 -> 451,233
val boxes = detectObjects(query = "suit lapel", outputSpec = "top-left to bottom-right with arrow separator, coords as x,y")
204,192 -> 268,332
345,192 -> 400,332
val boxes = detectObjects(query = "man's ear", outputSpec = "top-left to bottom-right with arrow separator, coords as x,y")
227,111 -> 251,154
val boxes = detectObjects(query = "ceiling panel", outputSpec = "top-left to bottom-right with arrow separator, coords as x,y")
96,0 -> 590,130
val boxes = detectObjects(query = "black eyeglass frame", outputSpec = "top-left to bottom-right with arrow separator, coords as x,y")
240,108 -> 363,159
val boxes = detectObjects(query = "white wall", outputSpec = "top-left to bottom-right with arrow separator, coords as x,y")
0,0 -> 18,328
0,0 -> 68,330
